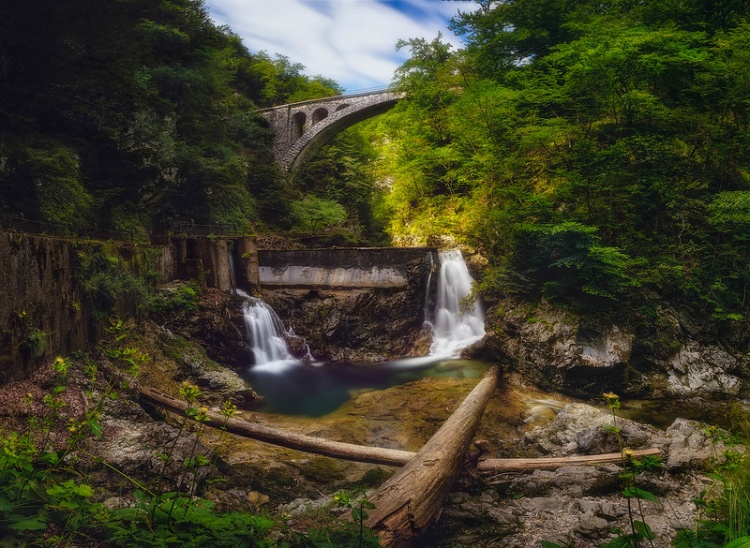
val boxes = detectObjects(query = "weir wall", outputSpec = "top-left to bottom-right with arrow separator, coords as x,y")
257,247 -> 436,289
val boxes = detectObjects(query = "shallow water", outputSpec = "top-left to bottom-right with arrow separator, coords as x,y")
241,358 -> 489,417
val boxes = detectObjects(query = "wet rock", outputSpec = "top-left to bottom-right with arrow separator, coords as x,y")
664,418 -> 741,471
523,403 -> 664,456
263,287 -> 428,362
160,289 -> 251,369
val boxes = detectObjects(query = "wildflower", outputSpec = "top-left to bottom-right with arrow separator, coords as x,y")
220,400 -> 237,418
603,391 -> 621,409
54,356 -> 70,374
179,382 -> 201,403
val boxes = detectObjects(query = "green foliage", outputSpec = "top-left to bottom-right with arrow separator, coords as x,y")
21,327 -> 48,358
0,345 -> 284,547
0,0 -> 341,235
289,196 -> 348,234
501,222 -> 638,306
301,490 -> 379,548
375,2 -> 750,325
675,410 -> 750,546
148,281 -> 200,317
295,124 -> 387,244
76,248 -> 148,317
104,493 -> 276,547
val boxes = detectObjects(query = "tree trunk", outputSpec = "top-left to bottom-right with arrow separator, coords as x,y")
137,386 -> 414,467
477,448 -> 662,475
362,365 -> 500,547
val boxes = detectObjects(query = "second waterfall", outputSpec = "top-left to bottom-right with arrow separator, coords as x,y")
429,250 -> 486,357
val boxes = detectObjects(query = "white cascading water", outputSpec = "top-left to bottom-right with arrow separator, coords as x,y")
429,250 -> 486,357
241,296 -> 297,369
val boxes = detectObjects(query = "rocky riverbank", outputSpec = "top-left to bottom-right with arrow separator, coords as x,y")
0,286 -> 744,546
471,297 -> 750,401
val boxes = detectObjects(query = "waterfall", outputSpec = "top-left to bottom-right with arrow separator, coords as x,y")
241,296 -> 296,369
429,250 -> 486,357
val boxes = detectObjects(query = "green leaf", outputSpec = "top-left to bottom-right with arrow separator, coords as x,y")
633,520 -> 655,540
87,419 -> 104,439
9,515 -> 48,532
725,538 -> 750,548
601,536 -> 633,548
622,486 -> 659,502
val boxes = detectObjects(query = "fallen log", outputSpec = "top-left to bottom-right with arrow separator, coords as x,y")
138,386 -> 414,467
477,447 -> 662,474
138,386 -> 663,475
362,365 -> 501,547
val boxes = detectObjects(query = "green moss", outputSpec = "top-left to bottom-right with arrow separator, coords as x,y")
74,242 -> 158,318
359,467 -> 389,488
297,458 -> 345,483
21,327 -> 47,357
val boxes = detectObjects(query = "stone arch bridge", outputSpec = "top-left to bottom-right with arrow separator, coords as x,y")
258,89 -> 404,179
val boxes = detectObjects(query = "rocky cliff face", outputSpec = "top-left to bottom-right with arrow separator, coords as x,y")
473,298 -> 750,399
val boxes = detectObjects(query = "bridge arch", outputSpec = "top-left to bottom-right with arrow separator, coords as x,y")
312,108 -> 328,125
259,90 -> 404,181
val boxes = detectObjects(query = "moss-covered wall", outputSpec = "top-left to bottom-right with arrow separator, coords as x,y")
0,232 -> 176,383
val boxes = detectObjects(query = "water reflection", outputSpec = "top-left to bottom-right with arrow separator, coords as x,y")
242,358 -> 489,417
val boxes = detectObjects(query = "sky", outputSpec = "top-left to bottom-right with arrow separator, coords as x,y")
204,0 -> 471,93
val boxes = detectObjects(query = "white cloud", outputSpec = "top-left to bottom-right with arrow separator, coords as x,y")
205,0 -> 466,92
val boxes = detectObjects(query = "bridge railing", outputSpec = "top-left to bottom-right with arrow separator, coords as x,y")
255,86 -> 399,112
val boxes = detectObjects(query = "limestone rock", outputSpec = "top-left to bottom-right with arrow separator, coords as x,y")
479,298 -> 749,399
665,343 -> 741,397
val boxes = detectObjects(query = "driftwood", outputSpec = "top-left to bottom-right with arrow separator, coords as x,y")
362,365 -> 501,547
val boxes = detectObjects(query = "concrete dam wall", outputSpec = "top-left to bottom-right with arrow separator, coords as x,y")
257,247 -> 436,289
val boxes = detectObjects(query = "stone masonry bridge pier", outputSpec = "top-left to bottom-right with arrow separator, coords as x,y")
259,89 -> 404,180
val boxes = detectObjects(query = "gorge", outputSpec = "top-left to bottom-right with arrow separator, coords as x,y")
2,0 -> 750,544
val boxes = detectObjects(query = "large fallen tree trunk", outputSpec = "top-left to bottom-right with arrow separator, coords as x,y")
362,365 -> 501,547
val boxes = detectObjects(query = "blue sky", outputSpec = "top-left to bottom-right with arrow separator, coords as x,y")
204,0 -> 471,93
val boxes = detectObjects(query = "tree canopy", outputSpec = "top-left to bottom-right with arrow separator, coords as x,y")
0,0 -> 341,236
364,0 -> 750,323
2,0 -> 749,325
